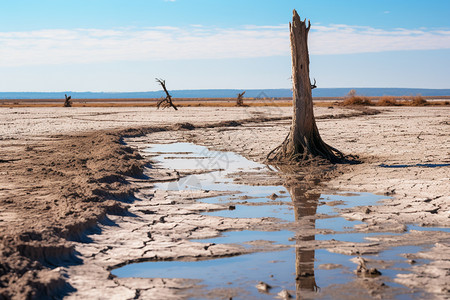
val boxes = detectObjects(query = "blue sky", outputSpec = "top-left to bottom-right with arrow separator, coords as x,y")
0,0 -> 449,91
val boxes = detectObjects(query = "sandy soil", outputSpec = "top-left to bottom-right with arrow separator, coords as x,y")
0,106 -> 448,299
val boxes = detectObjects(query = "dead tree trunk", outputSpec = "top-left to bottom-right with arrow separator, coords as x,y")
267,10 -> 345,164
63,94 -> 72,107
236,91 -> 246,106
156,78 -> 178,110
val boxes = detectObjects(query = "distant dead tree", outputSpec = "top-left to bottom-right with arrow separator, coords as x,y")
267,10 -> 350,164
310,78 -> 317,90
156,78 -> 178,110
236,91 -> 246,106
63,94 -> 72,107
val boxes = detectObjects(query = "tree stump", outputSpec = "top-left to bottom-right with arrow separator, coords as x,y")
268,10 -> 347,164
63,94 -> 72,107
236,91 -> 246,106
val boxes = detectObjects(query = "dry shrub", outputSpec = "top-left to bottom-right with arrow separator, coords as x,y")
343,89 -> 373,106
377,96 -> 398,106
410,94 -> 428,106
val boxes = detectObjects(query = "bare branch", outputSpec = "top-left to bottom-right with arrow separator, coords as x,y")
155,78 -> 178,110
310,78 -> 317,90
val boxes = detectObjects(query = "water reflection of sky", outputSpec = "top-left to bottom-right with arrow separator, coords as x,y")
112,142 -> 444,298
112,248 -> 356,299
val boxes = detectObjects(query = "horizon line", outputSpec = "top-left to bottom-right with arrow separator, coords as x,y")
1,87 -> 450,94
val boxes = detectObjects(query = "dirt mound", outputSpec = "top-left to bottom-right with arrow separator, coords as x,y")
0,130 -> 146,299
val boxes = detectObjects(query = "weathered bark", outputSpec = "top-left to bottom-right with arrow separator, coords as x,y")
267,10 -> 345,164
156,78 -> 178,110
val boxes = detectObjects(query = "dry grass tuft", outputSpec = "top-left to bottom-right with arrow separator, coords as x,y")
410,94 -> 428,106
377,96 -> 398,106
342,89 -> 374,106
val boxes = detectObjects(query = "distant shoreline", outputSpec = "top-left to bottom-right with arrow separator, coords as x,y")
1,95 -> 449,108
1,88 -> 450,100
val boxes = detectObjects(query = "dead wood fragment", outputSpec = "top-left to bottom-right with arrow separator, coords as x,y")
236,91 -> 246,106
63,94 -> 72,107
156,78 -> 178,110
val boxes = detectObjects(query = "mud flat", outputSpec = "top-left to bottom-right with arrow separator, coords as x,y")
0,106 -> 448,299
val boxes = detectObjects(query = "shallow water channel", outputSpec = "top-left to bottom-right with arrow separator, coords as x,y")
112,143 -> 443,299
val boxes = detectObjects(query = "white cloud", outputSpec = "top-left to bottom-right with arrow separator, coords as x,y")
309,25 -> 450,55
0,26 -> 289,67
0,24 -> 449,67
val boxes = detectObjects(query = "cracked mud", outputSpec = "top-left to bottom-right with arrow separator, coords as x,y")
0,106 -> 449,299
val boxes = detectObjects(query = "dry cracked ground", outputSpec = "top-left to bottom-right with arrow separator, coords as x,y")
0,106 -> 449,299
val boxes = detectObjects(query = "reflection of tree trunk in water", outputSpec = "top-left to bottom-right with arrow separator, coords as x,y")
289,186 -> 320,298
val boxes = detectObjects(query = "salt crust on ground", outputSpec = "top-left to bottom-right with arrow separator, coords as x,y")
0,106 -> 448,299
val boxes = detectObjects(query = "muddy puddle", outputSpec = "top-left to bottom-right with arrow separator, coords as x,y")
112,143 -> 445,299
